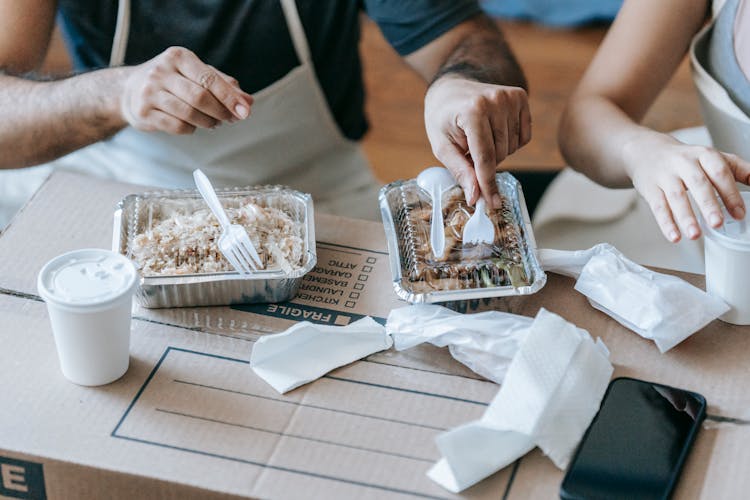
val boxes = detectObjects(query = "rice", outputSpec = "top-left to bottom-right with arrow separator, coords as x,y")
131,202 -> 304,276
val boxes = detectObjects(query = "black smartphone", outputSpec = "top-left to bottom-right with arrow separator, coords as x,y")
560,377 -> 706,500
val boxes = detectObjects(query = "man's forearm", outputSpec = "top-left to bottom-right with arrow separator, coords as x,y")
0,69 -> 127,169
430,16 -> 527,91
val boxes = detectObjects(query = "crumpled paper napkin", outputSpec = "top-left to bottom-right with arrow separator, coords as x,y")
386,304 -> 532,384
251,317 -> 392,394
427,308 -> 613,493
539,243 -> 729,352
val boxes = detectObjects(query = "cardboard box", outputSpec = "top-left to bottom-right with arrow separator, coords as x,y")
1,171 -> 749,499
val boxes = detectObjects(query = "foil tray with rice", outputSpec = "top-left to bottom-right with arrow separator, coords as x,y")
113,185 -> 316,308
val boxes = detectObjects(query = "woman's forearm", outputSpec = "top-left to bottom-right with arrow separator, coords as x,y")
559,93 -> 673,188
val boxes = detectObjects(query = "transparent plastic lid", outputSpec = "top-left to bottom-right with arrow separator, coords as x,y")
380,172 -> 546,303
38,249 -> 136,307
704,192 -> 750,250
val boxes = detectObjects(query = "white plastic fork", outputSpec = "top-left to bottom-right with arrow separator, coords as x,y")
193,169 -> 263,274
462,198 -> 495,245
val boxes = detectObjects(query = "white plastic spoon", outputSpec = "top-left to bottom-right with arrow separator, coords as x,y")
417,167 -> 457,259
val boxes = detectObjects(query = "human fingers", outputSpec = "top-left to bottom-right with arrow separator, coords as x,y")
434,142 -> 480,205
506,109 -> 519,156
139,109 -> 196,135
642,186 -> 681,242
663,179 -> 701,239
500,94 -> 521,155
519,94 -> 531,147
164,47 -> 253,119
209,65 -> 241,88
163,72 -> 236,122
463,113 -> 501,208
155,89 -> 220,129
489,112 -> 509,165
722,152 -> 750,218
681,159 -> 724,228
698,149 -> 744,223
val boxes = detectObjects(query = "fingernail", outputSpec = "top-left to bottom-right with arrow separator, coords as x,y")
492,194 -> 502,209
734,206 -> 746,219
234,104 -> 249,119
709,212 -> 723,227
669,230 -> 680,242
688,225 -> 700,239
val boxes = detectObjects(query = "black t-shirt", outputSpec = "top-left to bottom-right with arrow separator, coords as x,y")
57,0 -> 482,140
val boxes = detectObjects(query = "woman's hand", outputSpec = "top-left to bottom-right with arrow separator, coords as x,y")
624,133 -> 750,242
119,47 -> 253,135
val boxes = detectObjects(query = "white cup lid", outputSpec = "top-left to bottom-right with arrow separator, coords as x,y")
38,249 -> 136,308
704,192 -> 750,249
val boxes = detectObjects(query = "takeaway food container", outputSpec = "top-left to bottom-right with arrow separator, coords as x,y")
379,172 -> 546,304
113,185 -> 316,308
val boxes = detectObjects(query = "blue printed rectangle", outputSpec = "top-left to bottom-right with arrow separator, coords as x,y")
232,302 -> 385,326
0,456 -> 46,499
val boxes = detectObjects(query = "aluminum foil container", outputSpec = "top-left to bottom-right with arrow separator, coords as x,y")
113,186 -> 316,308
379,172 -> 546,304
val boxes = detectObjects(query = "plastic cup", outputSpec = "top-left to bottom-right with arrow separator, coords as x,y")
704,193 -> 750,325
37,249 -> 137,386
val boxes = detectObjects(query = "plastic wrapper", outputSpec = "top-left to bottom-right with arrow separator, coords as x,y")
379,172 -> 546,303
539,244 -> 729,352
386,304 -> 531,384
113,185 -> 316,308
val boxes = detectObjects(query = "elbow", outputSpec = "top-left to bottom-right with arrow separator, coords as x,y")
0,56 -> 45,75
0,40 -> 49,75
557,97 -> 581,171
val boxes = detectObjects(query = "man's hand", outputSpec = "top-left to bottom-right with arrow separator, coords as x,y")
120,47 -> 253,135
624,133 -> 750,242
425,75 -> 530,207
404,14 -> 529,207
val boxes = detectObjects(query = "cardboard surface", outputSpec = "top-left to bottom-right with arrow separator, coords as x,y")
1,171 -> 749,499
0,293 -> 508,499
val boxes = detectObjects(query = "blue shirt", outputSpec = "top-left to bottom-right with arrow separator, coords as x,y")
57,0 -> 482,140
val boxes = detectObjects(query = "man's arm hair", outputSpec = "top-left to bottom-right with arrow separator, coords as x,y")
0,0 -> 126,168
405,14 -> 527,91
431,17 -> 527,90
0,68 -> 126,169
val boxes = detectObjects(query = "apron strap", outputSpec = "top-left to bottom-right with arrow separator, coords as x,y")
110,0 -> 131,67
280,0 -> 313,66
715,0 -> 729,18
110,0 -> 311,68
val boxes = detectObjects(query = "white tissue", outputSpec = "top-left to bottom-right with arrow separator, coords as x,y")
251,317 -> 392,394
428,309 -> 613,493
540,244 -> 729,352
386,305 -> 532,384
537,246 -> 600,278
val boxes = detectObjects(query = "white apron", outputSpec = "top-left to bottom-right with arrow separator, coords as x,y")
533,1 -> 744,274
0,0 -> 381,227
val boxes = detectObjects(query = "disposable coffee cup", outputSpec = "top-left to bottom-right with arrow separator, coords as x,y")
704,192 -> 750,325
37,249 -> 137,386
